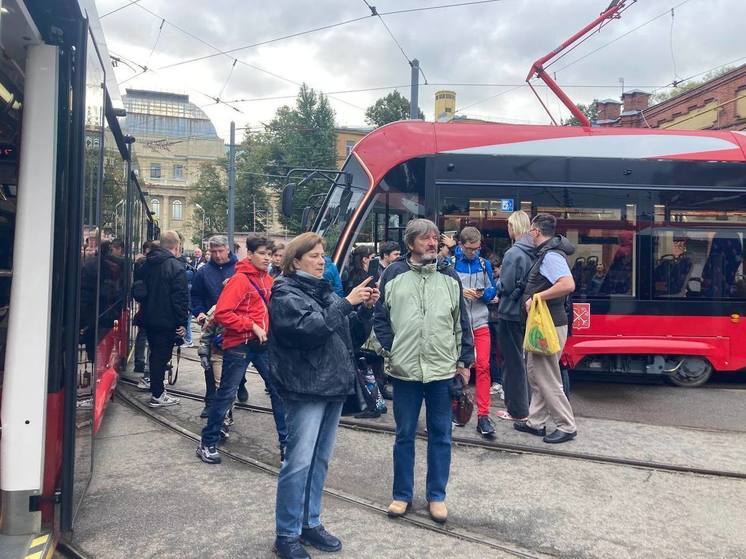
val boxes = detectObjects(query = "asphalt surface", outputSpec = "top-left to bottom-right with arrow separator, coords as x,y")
568,375 -> 746,432
78,385 -> 746,559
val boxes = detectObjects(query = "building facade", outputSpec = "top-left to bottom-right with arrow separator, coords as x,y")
596,65 -> 746,130
335,126 -> 373,168
123,89 -> 224,248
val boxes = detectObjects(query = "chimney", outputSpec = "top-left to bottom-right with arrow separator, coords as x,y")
621,90 -> 651,113
596,99 -> 622,122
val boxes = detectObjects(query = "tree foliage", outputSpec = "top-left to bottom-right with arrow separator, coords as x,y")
651,67 -> 734,104
563,101 -> 599,126
265,84 -> 337,232
365,90 -> 424,127
190,160 -> 227,245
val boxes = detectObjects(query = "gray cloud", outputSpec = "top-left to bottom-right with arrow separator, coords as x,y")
98,0 -> 746,137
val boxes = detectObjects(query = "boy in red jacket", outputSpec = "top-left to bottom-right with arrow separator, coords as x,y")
197,236 -> 287,464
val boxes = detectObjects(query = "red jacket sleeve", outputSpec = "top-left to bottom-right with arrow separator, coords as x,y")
214,274 -> 254,334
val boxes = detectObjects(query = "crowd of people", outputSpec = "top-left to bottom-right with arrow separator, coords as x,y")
131,211 -> 577,559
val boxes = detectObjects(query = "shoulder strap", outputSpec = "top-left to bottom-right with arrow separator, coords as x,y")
245,274 -> 269,307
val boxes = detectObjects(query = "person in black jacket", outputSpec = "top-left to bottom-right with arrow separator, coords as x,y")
139,231 -> 189,407
269,232 -> 378,559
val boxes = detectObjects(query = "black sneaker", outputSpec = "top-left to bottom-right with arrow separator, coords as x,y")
300,525 -> 341,552
237,384 -> 249,403
513,421 -> 546,437
354,408 -> 381,419
477,415 -> 496,438
196,443 -> 221,464
219,426 -> 230,441
274,537 -> 310,559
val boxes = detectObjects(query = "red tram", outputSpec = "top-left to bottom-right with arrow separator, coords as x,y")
302,120 -> 746,387
0,0 -> 154,552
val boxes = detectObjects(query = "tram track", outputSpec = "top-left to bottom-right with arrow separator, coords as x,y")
115,384 -> 547,559
120,377 -> 746,481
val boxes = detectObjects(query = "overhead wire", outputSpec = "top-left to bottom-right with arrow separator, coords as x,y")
154,0 -> 508,72
100,0 -> 143,19
553,0 -> 697,75
119,1 -> 365,112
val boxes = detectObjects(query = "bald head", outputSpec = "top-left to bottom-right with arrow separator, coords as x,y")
160,231 -> 181,255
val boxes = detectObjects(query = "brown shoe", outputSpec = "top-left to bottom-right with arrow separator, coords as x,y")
387,500 -> 411,518
428,501 -> 447,523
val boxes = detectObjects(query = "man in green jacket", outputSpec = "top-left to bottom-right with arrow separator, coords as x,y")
374,218 -> 474,524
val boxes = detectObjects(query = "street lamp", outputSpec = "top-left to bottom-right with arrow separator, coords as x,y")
194,203 -> 206,248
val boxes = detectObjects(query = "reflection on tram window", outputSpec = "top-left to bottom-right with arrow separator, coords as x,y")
654,230 -> 745,299
653,192 -> 746,299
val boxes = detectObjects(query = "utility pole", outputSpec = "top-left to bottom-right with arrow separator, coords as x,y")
410,58 -> 419,119
228,121 -> 235,252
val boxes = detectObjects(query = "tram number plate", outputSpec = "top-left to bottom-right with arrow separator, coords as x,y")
573,303 -> 591,330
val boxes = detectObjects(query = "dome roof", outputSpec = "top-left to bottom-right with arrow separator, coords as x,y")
122,89 -> 220,139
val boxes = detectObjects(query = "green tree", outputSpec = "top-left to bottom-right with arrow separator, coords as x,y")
563,101 -> 599,126
190,160 -> 227,245
266,84 -> 337,232
651,67 -> 733,104
365,90 -> 424,126
234,132 -> 272,234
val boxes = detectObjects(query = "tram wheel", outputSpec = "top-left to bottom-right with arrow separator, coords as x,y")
666,357 -> 713,387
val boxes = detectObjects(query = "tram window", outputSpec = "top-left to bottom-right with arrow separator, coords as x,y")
438,189 -> 517,259
653,191 -> 746,299
351,159 -> 425,259
527,187 -> 639,298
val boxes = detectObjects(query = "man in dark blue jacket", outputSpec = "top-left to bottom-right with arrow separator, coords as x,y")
190,235 -> 238,410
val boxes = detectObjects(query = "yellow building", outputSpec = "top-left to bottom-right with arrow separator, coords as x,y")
435,90 -> 456,121
123,89 -> 225,248
335,126 -> 373,168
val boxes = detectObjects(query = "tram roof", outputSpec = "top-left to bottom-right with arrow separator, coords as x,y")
351,121 -> 746,187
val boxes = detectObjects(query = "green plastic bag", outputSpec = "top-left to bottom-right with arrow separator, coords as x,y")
523,294 -> 561,355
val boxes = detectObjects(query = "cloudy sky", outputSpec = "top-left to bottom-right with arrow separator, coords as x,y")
97,0 -> 746,140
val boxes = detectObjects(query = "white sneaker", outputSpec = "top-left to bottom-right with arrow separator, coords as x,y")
490,383 -> 505,400
148,392 -> 180,407
137,377 -> 151,391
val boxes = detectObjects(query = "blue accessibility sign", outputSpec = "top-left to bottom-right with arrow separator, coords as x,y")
500,199 -> 514,212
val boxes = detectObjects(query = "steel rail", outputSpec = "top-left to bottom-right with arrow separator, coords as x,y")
116,386 -> 545,559
119,379 -> 746,481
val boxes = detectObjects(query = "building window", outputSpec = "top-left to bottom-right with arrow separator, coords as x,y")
173,164 -> 184,180
151,198 -> 160,217
345,140 -> 355,157
150,163 -> 161,179
172,199 -> 183,220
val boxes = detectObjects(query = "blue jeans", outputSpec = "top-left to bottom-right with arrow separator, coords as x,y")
391,377 -> 452,503
275,399 -> 343,538
184,316 -> 193,345
201,344 -> 250,446
253,351 -> 287,445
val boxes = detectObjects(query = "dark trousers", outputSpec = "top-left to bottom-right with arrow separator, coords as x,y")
146,328 -> 175,399
202,344 -> 287,446
391,377 -> 452,503
134,326 -> 148,373
203,367 -> 216,404
497,319 -> 530,418
488,322 -> 502,384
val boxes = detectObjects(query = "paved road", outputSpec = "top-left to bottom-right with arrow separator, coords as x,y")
569,373 -> 746,432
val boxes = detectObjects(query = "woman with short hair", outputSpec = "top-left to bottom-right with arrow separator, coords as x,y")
269,232 -> 379,559
494,210 -> 534,422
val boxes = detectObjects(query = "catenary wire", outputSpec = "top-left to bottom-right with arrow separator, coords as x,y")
117,2 -> 365,112
553,0 -> 697,75
154,0 -> 509,72
100,0 -> 143,19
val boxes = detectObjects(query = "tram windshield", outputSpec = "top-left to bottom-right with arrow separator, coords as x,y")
316,157 -> 426,268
